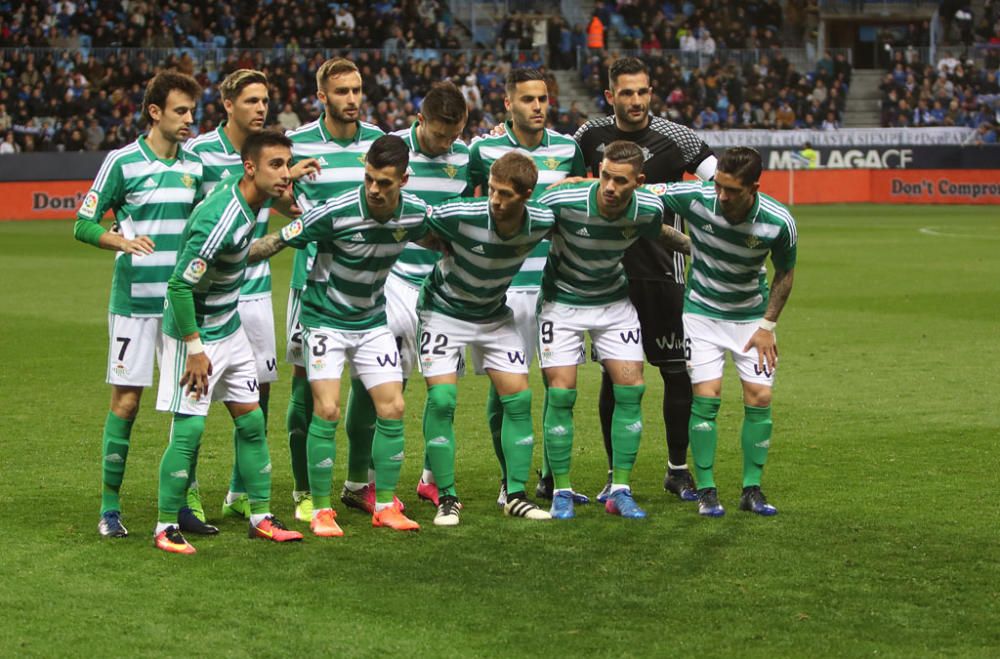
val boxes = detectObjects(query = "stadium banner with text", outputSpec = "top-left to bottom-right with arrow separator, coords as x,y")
757,146 -> 1000,170
699,127 -> 976,148
0,180 -> 104,221
757,170 -> 1000,205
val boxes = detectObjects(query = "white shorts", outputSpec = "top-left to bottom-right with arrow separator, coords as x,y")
537,299 -> 644,368
385,274 -> 420,379
303,325 -> 402,389
683,313 -> 776,387
106,313 -> 163,387
239,295 -> 278,384
417,310 -> 530,378
285,288 -> 305,367
506,288 -> 539,365
155,326 -> 260,416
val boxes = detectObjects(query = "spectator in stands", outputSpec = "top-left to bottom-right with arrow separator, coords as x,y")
0,130 -> 19,154
776,101 -> 796,129
821,110 -> 839,130
971,121 -> 998,144
587,11 -> 605,51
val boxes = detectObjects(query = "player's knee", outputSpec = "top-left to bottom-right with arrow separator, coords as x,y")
660,367 -> 693,402
374,395 -> 405,420
427,384 -> 457,418
546,387 -> 577,411
691,395 -> 721,420
744,388 -> 772,408
234,407 -> 266,440
314,401 -> 341,423
612,383 -> 645,405
110,387 -> 142,419
500,389 -> 532,419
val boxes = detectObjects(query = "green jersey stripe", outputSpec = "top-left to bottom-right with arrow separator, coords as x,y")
538,182 -> 664,307
280,187 -> 430,331
77,136 -> 203,317
467,123 -> 586,290
419,198 -> 555,322
389,123 -> 471,285
287,117 -> 385,291
659,181 -> 797,321
164,177 -> 257,342
187,124 -> 273,299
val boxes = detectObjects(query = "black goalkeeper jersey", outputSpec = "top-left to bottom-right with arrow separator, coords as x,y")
573,115 -> 714,283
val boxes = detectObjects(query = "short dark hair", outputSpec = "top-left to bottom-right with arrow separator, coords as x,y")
142,71 -> 201,123
366,134 -> 410,175
602,140 -> 644,173
241,129 -> 292,164
420,81 -> 468,125
505,67 -> 546,96
316,57 -> 359,93
220,69 -> 268,102
718,147 -> 763,186
490,151 -> 538,196
609,56 -> 648,89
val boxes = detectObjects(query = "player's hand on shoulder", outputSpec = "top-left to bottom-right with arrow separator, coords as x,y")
546,176 -> 586,189
122,235 -> 155,256
489,123 -> 507,137
290,158 -> 321,182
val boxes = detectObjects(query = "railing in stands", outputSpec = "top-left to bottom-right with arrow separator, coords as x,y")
575,47 -> 855,75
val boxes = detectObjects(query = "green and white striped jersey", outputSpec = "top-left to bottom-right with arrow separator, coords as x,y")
538,181 -> 664,307
656,181 -> 797,321
389,122 -> 472,286
186,122 -> 273,300
420,198 -> 555,322
468,122 -> 586,290
164,177 -> 258,342
278,186 -> 430,331
76,136 -> 203,317
286,116 -> 385,291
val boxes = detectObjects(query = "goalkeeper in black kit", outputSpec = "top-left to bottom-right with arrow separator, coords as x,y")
563,56 -> 718,503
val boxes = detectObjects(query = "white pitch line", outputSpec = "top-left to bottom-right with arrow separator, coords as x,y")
918,227 -> 1000,239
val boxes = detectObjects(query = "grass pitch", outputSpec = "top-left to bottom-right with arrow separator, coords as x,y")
1,205 -> 998,657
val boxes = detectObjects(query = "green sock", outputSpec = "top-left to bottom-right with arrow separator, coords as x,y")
540,376 -> 552,478
424,384 -> 457,495
234,407 -> 271,516
742,404 -> 773,488
344,379 -> 376,484
544,387 -> 577,491
500,389 -> 534,495
157,414 -> 205,524
307,415 -> 337,510
286,375 -> 312,491
690,395 -> 722,490
372,417 -> 405,504
610,384 -> 646,486
486,383 -> 506,481
228,428 -> 245,494
100,411 -> 134,515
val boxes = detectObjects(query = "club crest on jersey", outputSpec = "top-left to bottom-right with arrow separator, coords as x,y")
281,219 -> 304,241
746,234 -> 762,249
357,154 -> 367,165
621,227 -> 637,239
79,191 -> 99,218
543,157 -> 560,170
182,258 -> 208,284
393,228 -> 407,241
181,174 -> 195,189
645,183 -> 668,196
443,164 -> 458,179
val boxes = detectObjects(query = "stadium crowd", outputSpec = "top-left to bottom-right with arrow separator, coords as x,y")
4,0 -> 999,152
879,48 -> 999,138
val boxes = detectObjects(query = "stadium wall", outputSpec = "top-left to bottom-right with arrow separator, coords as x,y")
1,148 -> 997,221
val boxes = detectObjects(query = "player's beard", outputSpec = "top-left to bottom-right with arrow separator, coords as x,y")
326,103 -> 358,126
615,102 -> 648,130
